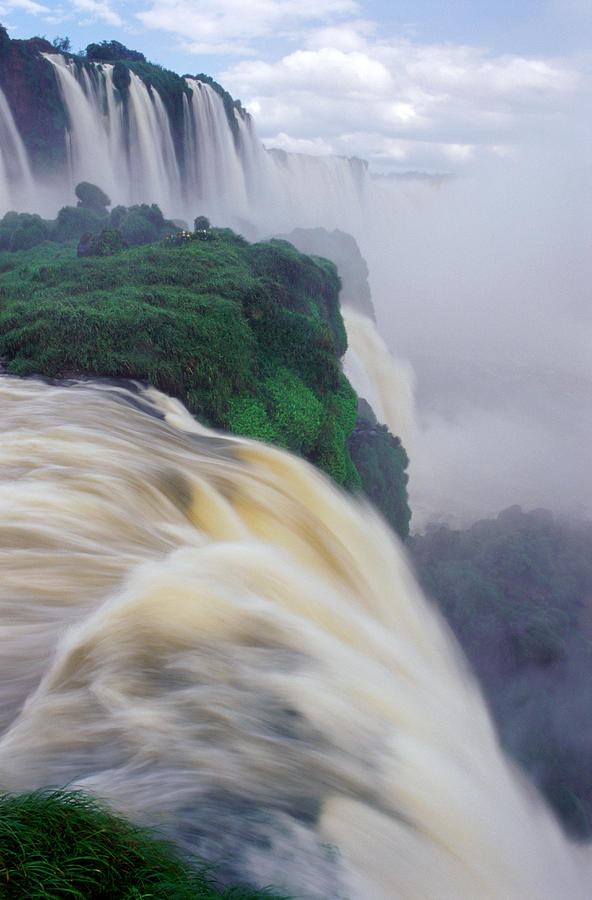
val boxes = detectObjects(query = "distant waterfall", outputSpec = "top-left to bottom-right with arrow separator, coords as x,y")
0,376 -> 589,899
0,51 -> 368,233
342,306 -> 418,457
0,87 -> 35,212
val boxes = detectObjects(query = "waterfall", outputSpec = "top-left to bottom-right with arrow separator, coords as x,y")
0,86 -> 35,212
183,78 -> 250,222
0,51 -> 369,233
0,375 -> 589,899
42,53 -> 183,215
342,306 -> 418,457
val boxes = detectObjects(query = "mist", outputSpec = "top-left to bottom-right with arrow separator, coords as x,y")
359,149 -> 592,529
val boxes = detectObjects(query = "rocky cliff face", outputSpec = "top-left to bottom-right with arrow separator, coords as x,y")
0,32 -> 68,172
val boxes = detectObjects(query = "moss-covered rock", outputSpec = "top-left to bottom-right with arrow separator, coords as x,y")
0,228 -> 362,489
75,180 -> 111,213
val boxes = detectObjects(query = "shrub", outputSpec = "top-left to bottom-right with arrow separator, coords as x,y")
226,397 -> 278,445
53,205 -> 107,242
85,40 -> 146,62
78,227 -> 127,257
110,204 -> 176,246
265,368 -> 324,454
0,212 -> 50,251
112,59 -> 131,96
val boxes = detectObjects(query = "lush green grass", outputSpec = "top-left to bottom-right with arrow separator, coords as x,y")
0,789 -> 291,899
0,230 -> 360,488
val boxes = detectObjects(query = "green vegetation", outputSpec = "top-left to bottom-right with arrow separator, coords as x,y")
0,191 -> 410,508
0,192 -> 179,249
78,226 -> 128,257
347,400 -> 410,539
53,204 -> 107,242
0,212 -> 50,252
409,506 -> 592,837
0,222 -> 362,488
109,203 -> 178,246
0,788 -> 290,899
85,40 -> 146,63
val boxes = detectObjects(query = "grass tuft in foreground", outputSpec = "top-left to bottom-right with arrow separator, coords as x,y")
0,788 -> 291,899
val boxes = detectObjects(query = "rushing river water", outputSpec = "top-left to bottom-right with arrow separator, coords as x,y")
0,376 -> 589,898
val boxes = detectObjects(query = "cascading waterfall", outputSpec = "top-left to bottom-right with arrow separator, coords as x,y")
1,50 -> 369,233
0,376 -> 589,899
0,87 -> 35,212
42,53 -> 183,215
342,306 -> 418,458
126,71 -> 182,213
183,78 -> 250,222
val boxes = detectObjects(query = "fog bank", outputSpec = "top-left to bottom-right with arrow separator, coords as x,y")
361,151 -> 592,528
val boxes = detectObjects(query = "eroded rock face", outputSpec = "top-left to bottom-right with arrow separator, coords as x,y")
0,34 -> 68,173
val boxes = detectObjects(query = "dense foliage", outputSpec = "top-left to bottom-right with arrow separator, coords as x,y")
0,191 -> 410,514
0,225 -> 362,489
85,40 -> 146,63
78,226 -> 128,257
0,788 -> 290,898
0,192 -> 179,248
347,400 -> 410,538
409,506 -> 592,837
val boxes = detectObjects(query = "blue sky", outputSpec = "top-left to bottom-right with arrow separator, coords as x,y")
1,0 -> 589,171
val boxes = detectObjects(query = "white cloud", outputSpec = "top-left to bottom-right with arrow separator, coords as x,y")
304,20 -> 376,51
137,0 -> 359,54
0,0 -> 50,14
221,36 -> 579,171
71,0 -> 123,27
231,48 -> 391,94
